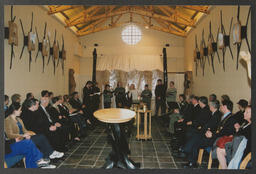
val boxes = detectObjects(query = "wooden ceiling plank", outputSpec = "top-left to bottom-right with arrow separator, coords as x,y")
113,14 -> 123,24
77,18 -> 106,33
151,25 -> 186,37
67,8 -> 130,27
182,6 -> 209,14
65,6 -> 99,26
132,7 -> 195,27
159,19 -> 186,34
162,6 -> 196,24
48,5 -> 80,15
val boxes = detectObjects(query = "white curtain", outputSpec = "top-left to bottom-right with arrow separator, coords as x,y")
97,54 -> 163,72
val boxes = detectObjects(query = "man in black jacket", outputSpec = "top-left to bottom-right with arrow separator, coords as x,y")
179,100 -> 221,166
34,97 -> 68,152
184,99 -> 236,168
185,96 -> 211,140
154,79 -> 166,116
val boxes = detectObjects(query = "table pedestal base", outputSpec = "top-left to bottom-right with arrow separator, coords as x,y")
103,123 -> 140,169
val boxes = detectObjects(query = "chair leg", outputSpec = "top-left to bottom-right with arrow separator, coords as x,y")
218,163 -> 221,169
23,158 -> 26,168
197,149 -> 204,165
240,152 -> 251,169
208,151 -> 212,169
4,162 -> 8,168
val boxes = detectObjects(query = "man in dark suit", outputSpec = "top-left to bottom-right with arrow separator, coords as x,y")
173,95 -> 200,148
177,100 -> 221,166
154,79 -> 166,116
184,99 -> 236,168
34,97 -> 68,152
185,96 -> 211,140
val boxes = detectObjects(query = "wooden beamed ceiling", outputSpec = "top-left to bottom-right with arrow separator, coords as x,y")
48,5 -> 210,37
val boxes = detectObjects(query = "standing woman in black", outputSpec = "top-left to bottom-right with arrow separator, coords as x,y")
83,81 -> 95,123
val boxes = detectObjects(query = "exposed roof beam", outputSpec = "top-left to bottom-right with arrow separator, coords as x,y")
132,7 -> 195,27
150,25 -> 186,37
65,6 -> 99,26
183,6 -> 209,14
77,18 -> 107,33
157,18 -> 186,34
66,7 -> 129,27
48,5 -> 81,15
77,21 -> 129,36
153,18 -> 186,36
161,6 -> 196,24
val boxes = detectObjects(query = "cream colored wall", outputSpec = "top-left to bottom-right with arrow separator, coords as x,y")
185,6 -> 251,112
4,5 -> 80,100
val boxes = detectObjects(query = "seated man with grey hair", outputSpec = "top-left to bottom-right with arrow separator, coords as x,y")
33,97 -> 68,152
177,99 -> 222,168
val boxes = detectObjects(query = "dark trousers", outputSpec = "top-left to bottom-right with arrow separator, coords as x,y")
31,134 -> 54,158
188,136 -> 214,163
155,99 -> 166,116
60,118 -> 79,140
45,128 -> 67,152
167,102 -> 177,112
5,139 -> 42,168
69,114 -> 87,136
104,102 -> 111,108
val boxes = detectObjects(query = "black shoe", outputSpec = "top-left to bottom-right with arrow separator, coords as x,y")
183,162 -> 198,168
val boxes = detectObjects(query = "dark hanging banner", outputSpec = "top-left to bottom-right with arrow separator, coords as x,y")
92,48 -> 97,83
163,47 -> 168,91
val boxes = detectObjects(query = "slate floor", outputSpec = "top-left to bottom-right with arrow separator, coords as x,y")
53,117 -> 211,169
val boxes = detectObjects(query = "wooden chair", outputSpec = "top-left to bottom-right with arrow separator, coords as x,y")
4,157 -> 26,168
240,152 -> 251,169
197,148 -> 213,169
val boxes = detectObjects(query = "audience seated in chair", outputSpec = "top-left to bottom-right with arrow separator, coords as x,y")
232,99 -> 248,125
5,102 -> 64,160
34,97 -> 69,152
217,105 -> 251,169
5,132 -> 55,168
48,96 -> 80,142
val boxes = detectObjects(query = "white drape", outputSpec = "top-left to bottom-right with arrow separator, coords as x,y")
96,54 -> 163,72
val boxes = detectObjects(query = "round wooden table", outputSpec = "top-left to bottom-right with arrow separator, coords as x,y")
94,108 -> 140,169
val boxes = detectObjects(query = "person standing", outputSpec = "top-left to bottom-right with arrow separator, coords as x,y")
166,81 -> 177,113
154,79 -> 166,116
92,82 -> 101,112
114,82 -> 126,108
127,84 -> 139,107
103,84 -> 113,108
141,84 -> 152,110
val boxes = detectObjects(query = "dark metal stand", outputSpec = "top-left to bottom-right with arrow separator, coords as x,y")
103,123 -> 140,169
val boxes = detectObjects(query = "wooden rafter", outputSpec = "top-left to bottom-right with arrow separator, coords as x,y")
77,21 -> 128,36
77,18 -> 107,33
65,6 -> 99,26
66,7 -> 130,27
157,18 -> 186,34
183,6 -> 209,14
48,5 -> 80,15
132,7 -> 195,27
153,18 -> 186,35
112,14 -> 123,25
150,25 -> 186,37
161,6 -> 196,24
